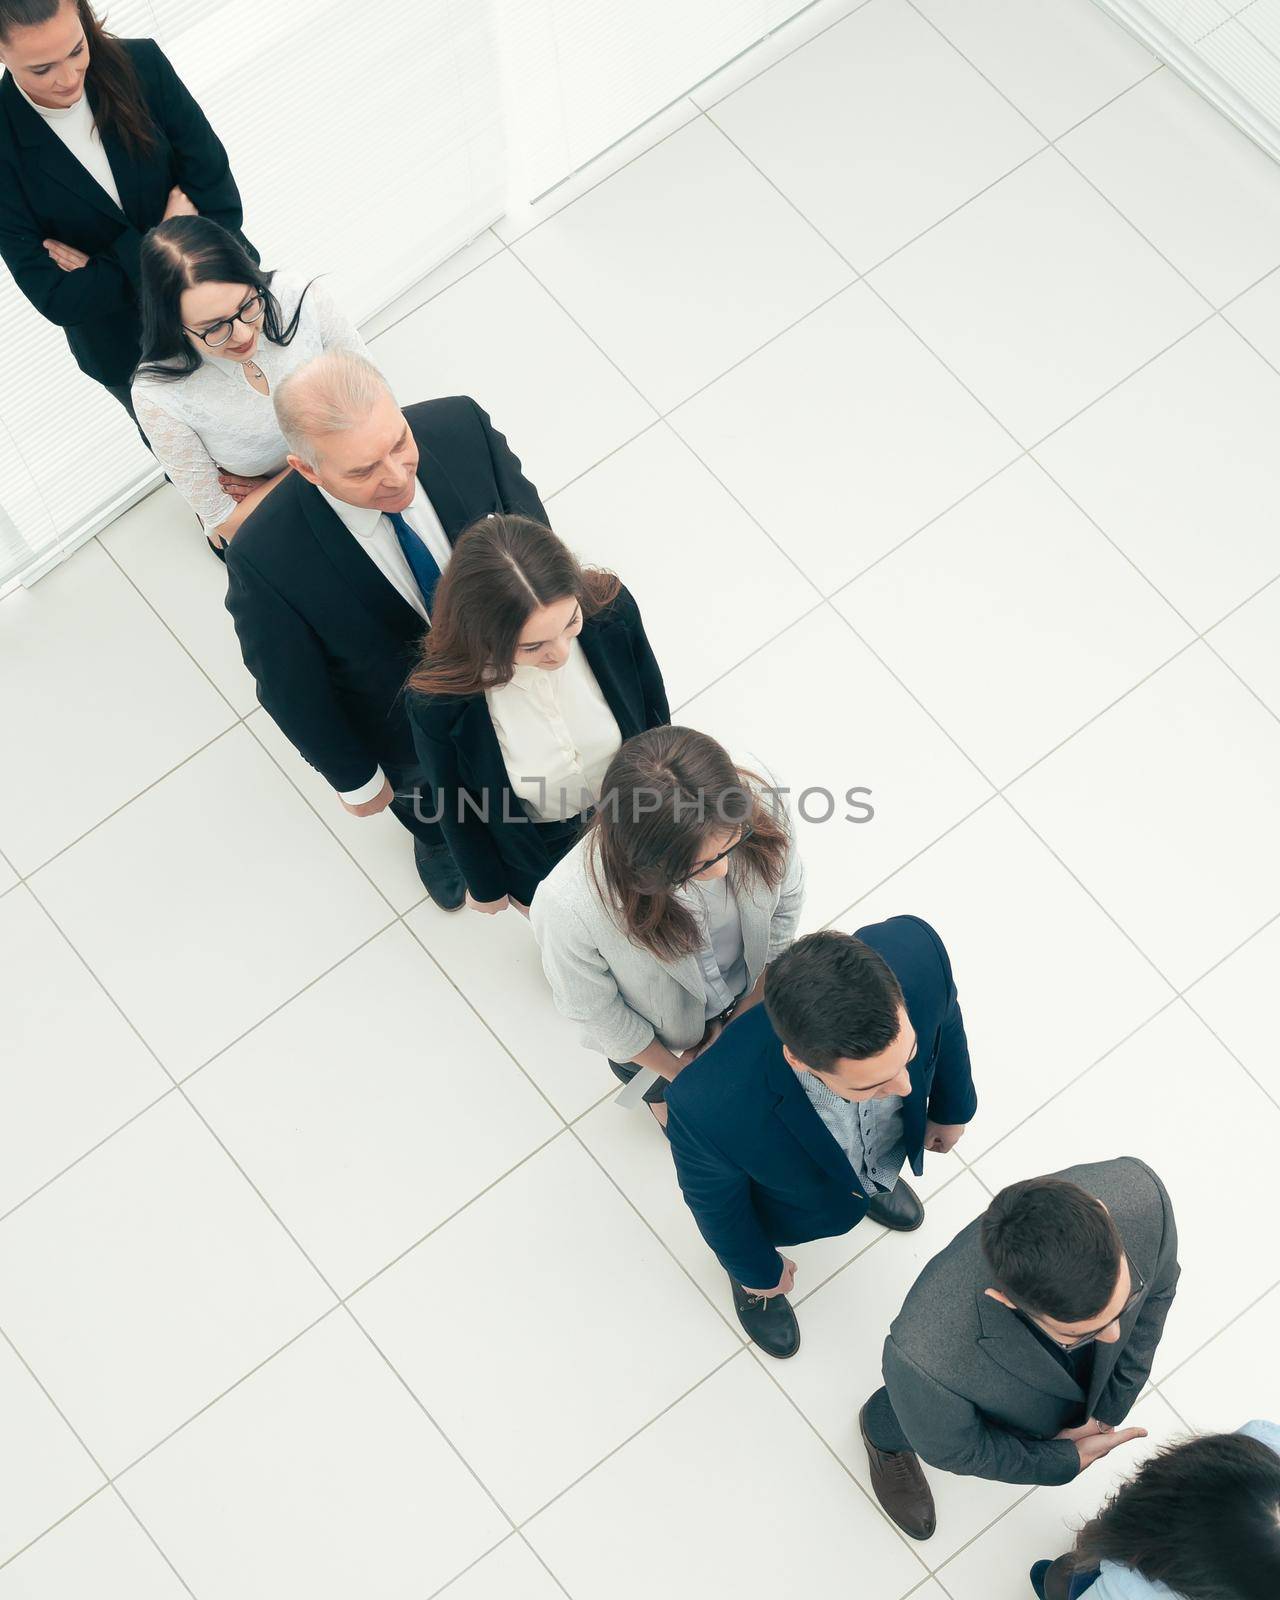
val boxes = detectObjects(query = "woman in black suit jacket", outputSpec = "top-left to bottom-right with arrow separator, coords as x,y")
0,0 -> 253,414
407,515 -> 670,914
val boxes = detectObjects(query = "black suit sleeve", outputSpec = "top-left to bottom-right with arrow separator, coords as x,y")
407,697 -> 510,903
226,547 -> 380,793
145,41 -> 248,242
620,585 -> 670,727
470,399 -> 548,523
0,43 -> 247,326
0,165 -> 139,325
1094,1164 -> 1180,1425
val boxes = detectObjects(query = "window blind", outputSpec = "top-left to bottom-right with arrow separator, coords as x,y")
0,0 -> 505,589
1095,1 -> 1280,166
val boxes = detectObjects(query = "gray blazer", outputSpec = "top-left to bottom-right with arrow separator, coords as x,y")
529,831 -> 805,1061
882,1157 -> 1180,1487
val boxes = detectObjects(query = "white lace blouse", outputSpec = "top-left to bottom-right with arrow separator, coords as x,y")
130,269 -> 371,532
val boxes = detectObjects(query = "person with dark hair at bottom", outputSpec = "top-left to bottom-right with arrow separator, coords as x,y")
0,0 -> 254,418
861,1162 -> 1180,1543
225,350 -> 547,909
1030,1422 -> 1280,1600
406,515 -> 669,915
665,923 -> 975,1359
132,218 -> 371,559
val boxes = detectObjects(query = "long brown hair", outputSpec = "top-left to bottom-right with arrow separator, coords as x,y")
0,1 -> 157,159
586,726 -> 791,961
407,515 -> 620,699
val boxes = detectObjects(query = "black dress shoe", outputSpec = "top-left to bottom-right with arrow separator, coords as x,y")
414,839 -> 465,910
729,1276 -> 800,1359
865,1178 -> 924,1232
859,1402 -> 936,1540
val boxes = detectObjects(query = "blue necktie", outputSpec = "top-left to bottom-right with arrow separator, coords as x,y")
386,509 -> 442,614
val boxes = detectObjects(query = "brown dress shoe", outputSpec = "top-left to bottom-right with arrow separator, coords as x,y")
859,1402 -> 936,1540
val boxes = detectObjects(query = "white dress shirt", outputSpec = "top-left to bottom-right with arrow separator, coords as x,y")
132,271 -> 370,531
17,81 -> 122,207
319,479 -> 453,805
485,639 -> 622,821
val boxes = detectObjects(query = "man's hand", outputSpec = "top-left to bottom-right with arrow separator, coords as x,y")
1067,1422 -> 1146,1471
1055,1418 -> 1112,1443
743,1256 -> 796,1300
44,239 -> 89,272
163,186 -> 198,220
341,777 -> 394,817
924,1120 -> 967,1154
467,892 -> 509,915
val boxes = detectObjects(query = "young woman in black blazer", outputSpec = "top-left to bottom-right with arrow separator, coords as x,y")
0,0 -> 253,416
406,515 -> 670,915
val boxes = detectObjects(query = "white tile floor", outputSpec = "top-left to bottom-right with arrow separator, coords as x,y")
3,1 -> 1280,1594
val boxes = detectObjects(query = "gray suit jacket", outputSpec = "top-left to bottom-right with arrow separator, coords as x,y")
882,1156 -> 1179,1486
529,829 -> 804,1061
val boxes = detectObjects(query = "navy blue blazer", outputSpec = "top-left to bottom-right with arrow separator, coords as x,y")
666,914 -> 976,1289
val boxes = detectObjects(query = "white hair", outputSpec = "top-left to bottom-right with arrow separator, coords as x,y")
273,349 -> 395,468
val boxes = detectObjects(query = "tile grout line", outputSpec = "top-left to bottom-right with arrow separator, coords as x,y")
7,23 -> 1280,1588
685,0 -> 876,117
0,1320 -> 198,1595
905,0 -> 1218,315
1154,1274 -> 1280,1388
95,536 -> 243,724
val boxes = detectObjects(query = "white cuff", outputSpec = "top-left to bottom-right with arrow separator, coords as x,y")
338,767 -> 386,806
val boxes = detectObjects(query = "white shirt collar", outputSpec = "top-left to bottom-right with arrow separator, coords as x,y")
317,484 -> 387,540
16,79 -> 88,122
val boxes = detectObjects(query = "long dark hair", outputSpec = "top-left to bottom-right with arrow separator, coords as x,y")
0,1 -> 157,159
134,217 -> 310,383
1074,1431 -> 1280,1599
586,726 -> 790,961
407,515 -> 621,699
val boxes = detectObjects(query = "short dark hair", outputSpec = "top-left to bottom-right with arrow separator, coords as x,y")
1074,1431 -> 1280,1600
763,932 -> 905,1070
980,1176 -> 1124,1323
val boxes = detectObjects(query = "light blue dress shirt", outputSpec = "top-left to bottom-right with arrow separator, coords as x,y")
793,1069 -> 907,1197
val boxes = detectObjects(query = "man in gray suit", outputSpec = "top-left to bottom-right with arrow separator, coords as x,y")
860,1158 -> 1179,1540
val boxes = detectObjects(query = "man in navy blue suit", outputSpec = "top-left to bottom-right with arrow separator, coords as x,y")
666,919 -> 976,1358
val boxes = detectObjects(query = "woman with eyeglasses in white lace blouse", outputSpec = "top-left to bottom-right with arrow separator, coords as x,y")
130,215 -> 372,559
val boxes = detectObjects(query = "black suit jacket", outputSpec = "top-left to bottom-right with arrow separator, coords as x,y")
667,915 -> 976,1289
0,40 -> 253,387
225,396 -> 547,793
882,1156 -> 1180,1487
406,588 -> 670,901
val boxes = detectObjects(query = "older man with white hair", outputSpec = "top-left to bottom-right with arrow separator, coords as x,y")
225,350 -> 548,907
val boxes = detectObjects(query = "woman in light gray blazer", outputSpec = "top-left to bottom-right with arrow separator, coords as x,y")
530,726 -> 804,1125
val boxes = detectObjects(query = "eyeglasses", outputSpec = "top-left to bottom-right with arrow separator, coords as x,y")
1015,1255 -> 1147,1352
678,822 -> 754,887
185,290 -> 265,349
